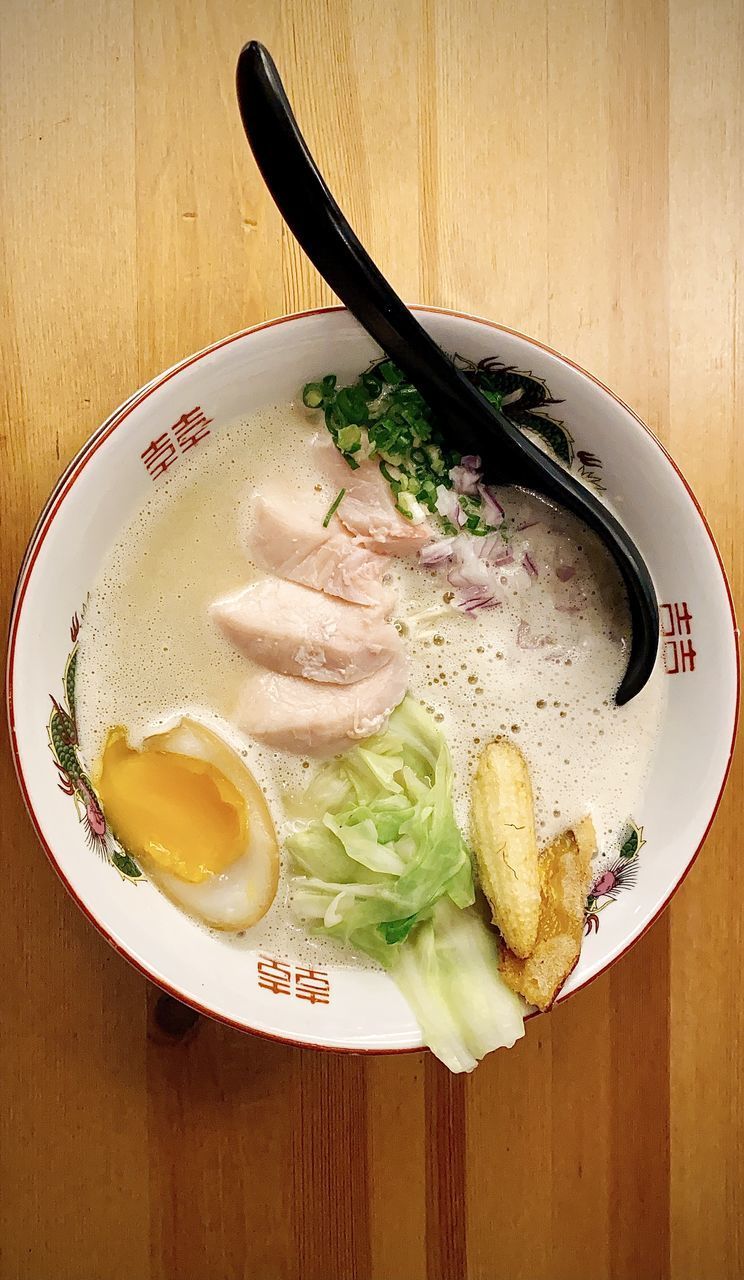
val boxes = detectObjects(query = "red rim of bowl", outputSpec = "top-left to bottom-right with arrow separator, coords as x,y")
6,304 -> 740,1054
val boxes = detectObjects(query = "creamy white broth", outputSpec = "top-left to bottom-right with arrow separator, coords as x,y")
77,401 -> 665,964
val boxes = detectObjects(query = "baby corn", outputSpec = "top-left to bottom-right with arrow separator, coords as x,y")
471,738 -> 541,958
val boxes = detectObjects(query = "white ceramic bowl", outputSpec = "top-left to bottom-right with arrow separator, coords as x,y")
7,307 -> 739,1052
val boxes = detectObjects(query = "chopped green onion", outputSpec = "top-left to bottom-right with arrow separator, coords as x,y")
379,460 -> 403,492
397,491 -> 423,521
337,424 -> 362,453
361,371 -> 383,397
302,382 -> 325,408
336,385 -> 370,425
379,360 -> 403,385
322,488 -> 346,528
301,358 -> 488,531
325,403 -> 346,433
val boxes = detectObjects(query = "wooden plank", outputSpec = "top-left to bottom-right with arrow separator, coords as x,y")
291,1051 -> 371,1280
466,1027 -> 553,1280
133,0 -> 284,377
418,0 -> 550,328
426,1059 -> 468,1280
147,996 -> 297,1280
367,1054 -> 427,1280
0,3 -> 149,1278
603,4 -> 672,1278
668,2 -> 744,1276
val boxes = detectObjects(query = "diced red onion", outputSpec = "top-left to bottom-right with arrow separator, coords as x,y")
446,561 -> 469,590
419,537 -> 456,567
457,590 -> 502,614
460,454 -> 481,471
476,532 -> 512,563
474,531 -> 500,560
477,484 -> 505,527
434,484 -> 460,523
447,560 -> 486,591
426,480 -> 588,618
451,536 -> 491,583
450,464 -> 480,496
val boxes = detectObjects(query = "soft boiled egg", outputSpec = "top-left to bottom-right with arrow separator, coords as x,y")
95,718 -> 279,930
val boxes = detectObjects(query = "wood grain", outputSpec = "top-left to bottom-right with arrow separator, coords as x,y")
1,1 -> 742,1277
668,4 -> 744,1277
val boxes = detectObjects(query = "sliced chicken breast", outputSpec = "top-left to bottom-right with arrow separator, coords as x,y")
235,650 -> 409,756
246,487 -> 392,609
314,437 -> 431,556
211,578 -> 402,684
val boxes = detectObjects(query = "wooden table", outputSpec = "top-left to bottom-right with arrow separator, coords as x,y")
1,2 -> 742,1277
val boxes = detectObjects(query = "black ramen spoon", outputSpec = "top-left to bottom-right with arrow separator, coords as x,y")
235,40 -> 659,705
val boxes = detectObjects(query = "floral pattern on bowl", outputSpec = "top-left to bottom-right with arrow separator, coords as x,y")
455,353 -> 605,492
48,609 -> 141,882
584,821 -> 645,935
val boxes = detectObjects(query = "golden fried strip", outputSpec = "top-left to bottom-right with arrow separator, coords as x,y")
500,817 -> 597,1011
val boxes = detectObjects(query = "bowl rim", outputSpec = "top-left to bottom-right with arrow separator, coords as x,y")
6,303 -> 740,1053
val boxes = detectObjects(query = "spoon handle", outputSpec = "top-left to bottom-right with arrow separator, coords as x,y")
236,43 -> 565,482
235,41 -> 658,704
236,43 -> 488,447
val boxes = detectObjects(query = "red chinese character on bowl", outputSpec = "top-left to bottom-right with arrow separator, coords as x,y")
660,601 -> 696,674
141,432 -> 178,479
294,965 -> 330,1005
172,406 -> 212,453
257,954 -> 292,996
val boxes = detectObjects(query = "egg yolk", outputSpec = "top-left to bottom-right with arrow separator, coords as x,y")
96,727 -> 248,883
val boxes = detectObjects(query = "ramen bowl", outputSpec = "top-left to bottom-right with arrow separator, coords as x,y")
7,306 -> 739,1052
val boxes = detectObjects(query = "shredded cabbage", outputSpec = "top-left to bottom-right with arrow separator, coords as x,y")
393,898 -> 525,1072
286,696 -> 526,1070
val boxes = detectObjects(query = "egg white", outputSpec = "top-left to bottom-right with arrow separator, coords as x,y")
138,717 -> 280,930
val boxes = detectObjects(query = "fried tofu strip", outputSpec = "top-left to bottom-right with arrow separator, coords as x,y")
471,738 -> 541,958
500,817 -> 597,1011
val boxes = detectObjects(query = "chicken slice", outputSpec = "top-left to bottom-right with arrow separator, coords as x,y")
211,578 -> 402,685
314,437 -> 431,556
246,486 -> 393,609
235,651 -> 409,756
